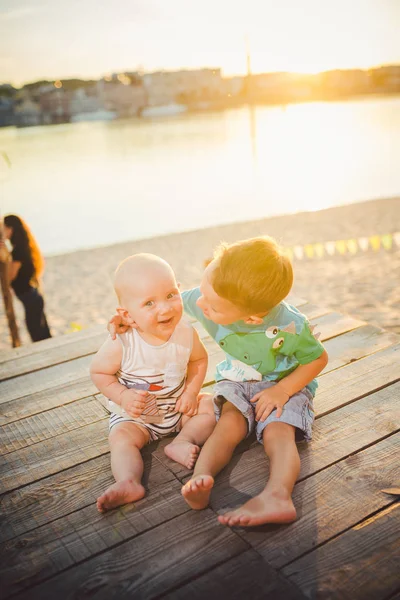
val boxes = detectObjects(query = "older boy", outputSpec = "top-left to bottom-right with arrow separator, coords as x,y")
91,254 -> 215,512
109,238 -> 328,526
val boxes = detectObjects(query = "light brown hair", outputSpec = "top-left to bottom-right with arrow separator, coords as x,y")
210,236 -> 293,313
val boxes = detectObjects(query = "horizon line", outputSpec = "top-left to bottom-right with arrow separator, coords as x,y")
3,60 -> 400,89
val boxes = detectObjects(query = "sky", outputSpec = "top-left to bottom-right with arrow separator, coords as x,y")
1,0 -> 400,86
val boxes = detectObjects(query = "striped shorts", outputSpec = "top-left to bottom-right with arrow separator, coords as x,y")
109,410 -> 183,442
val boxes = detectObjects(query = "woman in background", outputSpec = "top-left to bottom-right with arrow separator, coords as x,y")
3,214 -> 51,342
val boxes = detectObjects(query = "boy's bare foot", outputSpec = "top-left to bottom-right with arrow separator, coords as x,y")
181,474 -> 214,510
164,441 -> 200,469
96,480 -> 145,513
218,489 -> 297,527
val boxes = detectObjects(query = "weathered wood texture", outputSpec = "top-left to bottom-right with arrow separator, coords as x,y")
0,303 -> 399,600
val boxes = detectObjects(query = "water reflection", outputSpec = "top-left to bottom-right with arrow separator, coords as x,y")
1,96 -> 399,254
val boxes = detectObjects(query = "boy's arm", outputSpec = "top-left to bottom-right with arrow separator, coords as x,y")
275,349 -> 328,398
175,328 -> 208,416
90,337 -> 147,416
251,349 -> 328,422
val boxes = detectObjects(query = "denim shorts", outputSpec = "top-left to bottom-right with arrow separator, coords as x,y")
213,380 -> 315,443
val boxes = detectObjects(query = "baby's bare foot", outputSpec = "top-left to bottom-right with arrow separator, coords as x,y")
164,441 -> 200,469
181,474 -> 214,510
96,480 -> 145,513
218,489 -> 297,527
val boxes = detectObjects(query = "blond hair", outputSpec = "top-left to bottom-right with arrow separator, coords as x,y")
210,236 -> 293,313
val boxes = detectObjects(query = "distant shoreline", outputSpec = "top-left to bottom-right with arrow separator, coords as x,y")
3,91 -> 400,132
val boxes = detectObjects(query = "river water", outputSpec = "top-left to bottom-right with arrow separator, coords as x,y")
1,96 -> 399,255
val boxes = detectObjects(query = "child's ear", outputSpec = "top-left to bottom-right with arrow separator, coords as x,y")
243,315 -> 264,325
116,307 -> 136,327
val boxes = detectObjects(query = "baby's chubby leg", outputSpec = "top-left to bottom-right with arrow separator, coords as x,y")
97,422 -> 150,513
182,400 -> 248,510
164,393 -> 215,470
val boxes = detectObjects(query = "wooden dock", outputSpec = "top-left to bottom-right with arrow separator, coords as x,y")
1,297 -> 399,599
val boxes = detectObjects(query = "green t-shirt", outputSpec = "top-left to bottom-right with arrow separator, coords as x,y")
181,287 -> 325,396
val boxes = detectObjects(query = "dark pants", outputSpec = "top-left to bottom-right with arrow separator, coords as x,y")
17,287 -> 52,342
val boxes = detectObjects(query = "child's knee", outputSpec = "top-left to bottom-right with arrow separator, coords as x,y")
109,423 -> 149,448
218,401 -> 248,436
221,399 -> 245,420
197,393 -> 215,417
262,421 -> 296,443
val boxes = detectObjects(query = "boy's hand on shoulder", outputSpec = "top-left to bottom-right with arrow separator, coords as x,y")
120,389 -> 147,418
250,386 -> 290,422
175,391 -> 198,417
108,314 -> 130,340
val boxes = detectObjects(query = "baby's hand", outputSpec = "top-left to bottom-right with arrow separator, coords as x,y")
175,391 -> 198,417
120,389 -> 148,418
250,385 -> 290,422
108,314 -> 129,340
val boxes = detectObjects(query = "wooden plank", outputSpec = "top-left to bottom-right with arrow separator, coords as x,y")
0,449 -> 175,543
9,510 -> 249,600
0,480 -> 190,598
228,434 -> 400,571
0,335 -> 103,382
0,355 -> 93,405
162,550 -> 306,600
315,343 -> 400,417
322,324 -> 399,373
0,397 -> 107,455
297,302 -> 331,320
0,326 -> 106,382
309,311 -> 365,340
0,379 -> 98,426
282,502 -> 400,600
0,323 -> 104,362
0,419 -> 110,494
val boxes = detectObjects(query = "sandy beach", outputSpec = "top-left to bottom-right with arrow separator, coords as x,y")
1,196 -> 399,350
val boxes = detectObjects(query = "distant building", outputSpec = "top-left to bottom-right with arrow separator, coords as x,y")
319,69 -> 371,96
142,69 -> 224,106
0,84 -> 16,127
39,88 -> 71,124
97,79 -> 146,117
371,65 -> 400,92
0,97 -> 15,127
224,76 -> 244,97
70,87 -> 101,116
14,96 -> 41,127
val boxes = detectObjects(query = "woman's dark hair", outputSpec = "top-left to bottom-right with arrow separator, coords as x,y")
4,214 -> 44,279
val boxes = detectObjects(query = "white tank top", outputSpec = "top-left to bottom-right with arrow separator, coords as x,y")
107,318 -> 194,422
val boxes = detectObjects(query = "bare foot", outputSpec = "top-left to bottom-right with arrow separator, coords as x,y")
96,480 -> 145,513
218,489 -> 297,527
181,474 -> 214,510
164,441 -> 200,469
